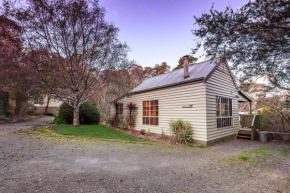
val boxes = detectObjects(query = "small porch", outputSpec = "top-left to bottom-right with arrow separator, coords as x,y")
236,91 -> 260,141
237,114 -> 260,141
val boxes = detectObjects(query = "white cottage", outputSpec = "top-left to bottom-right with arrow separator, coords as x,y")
111,58 -> 252,145
34,96 -> 62,116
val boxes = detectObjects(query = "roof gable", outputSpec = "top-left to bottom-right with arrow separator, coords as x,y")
207,62 -> 252,102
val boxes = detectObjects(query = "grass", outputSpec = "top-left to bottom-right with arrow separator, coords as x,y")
231,147 -> 271,168
29,124 -> 157,145
0,116 -> 9,121
280,149 -> 289,157
244,147 -> 271,156
238,154 -> 252,161
187,144 -> 207,149
54,124 -> 139,141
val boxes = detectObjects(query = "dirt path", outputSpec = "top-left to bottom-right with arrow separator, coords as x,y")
0,118 -> 289,193
0,116 -> 54,135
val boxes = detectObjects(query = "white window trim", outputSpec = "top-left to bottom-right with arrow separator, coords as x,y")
142,100 -> 159,126
216,97 -> 234,128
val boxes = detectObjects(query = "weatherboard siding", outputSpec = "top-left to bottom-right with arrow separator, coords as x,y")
111,62 -> 244,144
114,81 -> 208,142
205,63 -> 239,141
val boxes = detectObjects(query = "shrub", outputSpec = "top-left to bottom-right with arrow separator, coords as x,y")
106,116 -> 112,126
53,116 -> 67,124
25,104 -> 39,116
0,116 -> 9,121
140,129 -> 146,135
257,107 -> 290,133
58,102 -> 100,125
118,114 -> 127,129
112,102 -> 121,127
160,129 -> 167,139
169,119 -> 193,144
126,102 -> 137,129
146,128 -> 151,135
19,102 -> 40,116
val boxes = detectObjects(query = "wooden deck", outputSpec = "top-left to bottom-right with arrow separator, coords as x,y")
237,127 -> 252,140
237,114 -> 261,141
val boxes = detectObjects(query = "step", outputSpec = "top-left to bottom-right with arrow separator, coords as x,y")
237,135 -> 251,139
238,128 -> 252,135
238,130 -> 251,135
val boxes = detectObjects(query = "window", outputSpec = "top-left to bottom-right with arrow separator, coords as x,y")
117,103 -> 123,115
34,97 -> 44,105
143,100 -> 158,125
216,97 -> 233,128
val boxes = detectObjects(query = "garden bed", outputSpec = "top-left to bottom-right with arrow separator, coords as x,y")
256,130 -> 290,143
267,132 -> 290,142
111,127 -> 173,144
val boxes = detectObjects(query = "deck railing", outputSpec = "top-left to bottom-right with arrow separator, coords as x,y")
239,114 -> 260,140
240,114 -> 260,128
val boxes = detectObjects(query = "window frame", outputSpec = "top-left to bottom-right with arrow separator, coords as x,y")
142,100 -> 159,126
216,96 -> 233,128
117,103 -> 123,115
34,97 -> 44,105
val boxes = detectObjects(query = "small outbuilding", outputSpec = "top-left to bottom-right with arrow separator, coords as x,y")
0,90 -> 9,117
111,58 -> 252,145
34,96 -> 62,116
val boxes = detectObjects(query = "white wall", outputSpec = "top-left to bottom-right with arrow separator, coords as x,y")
112,81 -> 208,143
112,63 -> 243,144
205,63 -> 239,142
34,96 -> 62,108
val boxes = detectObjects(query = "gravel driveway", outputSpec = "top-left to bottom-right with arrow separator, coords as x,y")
0,118 -> 289,193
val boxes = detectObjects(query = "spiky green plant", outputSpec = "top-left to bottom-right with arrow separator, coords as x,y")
169,119 -> 193,144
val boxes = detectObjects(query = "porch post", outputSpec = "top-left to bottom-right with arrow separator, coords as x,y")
249,102 -> 252,114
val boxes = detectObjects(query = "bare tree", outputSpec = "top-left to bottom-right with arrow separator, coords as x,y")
3,0 -> 129,126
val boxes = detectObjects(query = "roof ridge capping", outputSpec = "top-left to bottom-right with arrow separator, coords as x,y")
149,59 -> 215,80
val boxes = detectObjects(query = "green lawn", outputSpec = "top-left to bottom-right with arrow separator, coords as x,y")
50,124 -> 142,142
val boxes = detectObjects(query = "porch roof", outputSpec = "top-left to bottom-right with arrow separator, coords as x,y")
238,90 -> 252,102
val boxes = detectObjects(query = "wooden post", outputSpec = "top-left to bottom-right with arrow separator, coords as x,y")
251,127 -> 255,141
249,102 -> 252,114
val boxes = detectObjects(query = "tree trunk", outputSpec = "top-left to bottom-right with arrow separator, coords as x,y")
73,107 -> 80,127
281,117 -> 285,133
14,97 -> 22,116
45,96 -> 51,115
73,96 -> 80,127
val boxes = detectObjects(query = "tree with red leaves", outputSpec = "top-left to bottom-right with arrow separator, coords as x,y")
3,0 -> 129,126
0,16 -> 41,116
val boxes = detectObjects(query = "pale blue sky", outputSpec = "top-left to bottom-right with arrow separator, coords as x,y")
99,0 -> 249,68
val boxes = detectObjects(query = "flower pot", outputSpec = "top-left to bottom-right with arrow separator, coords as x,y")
141,129 -> 146,135
258,131 -> 269,142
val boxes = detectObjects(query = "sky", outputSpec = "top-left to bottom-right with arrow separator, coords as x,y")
99,0 -> 249,69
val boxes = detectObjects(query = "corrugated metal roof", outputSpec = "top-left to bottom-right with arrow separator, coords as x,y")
238,90 -> 252,102
131,60 -> 218,93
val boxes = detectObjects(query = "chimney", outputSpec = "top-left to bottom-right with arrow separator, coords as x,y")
183,55 -> 189,79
